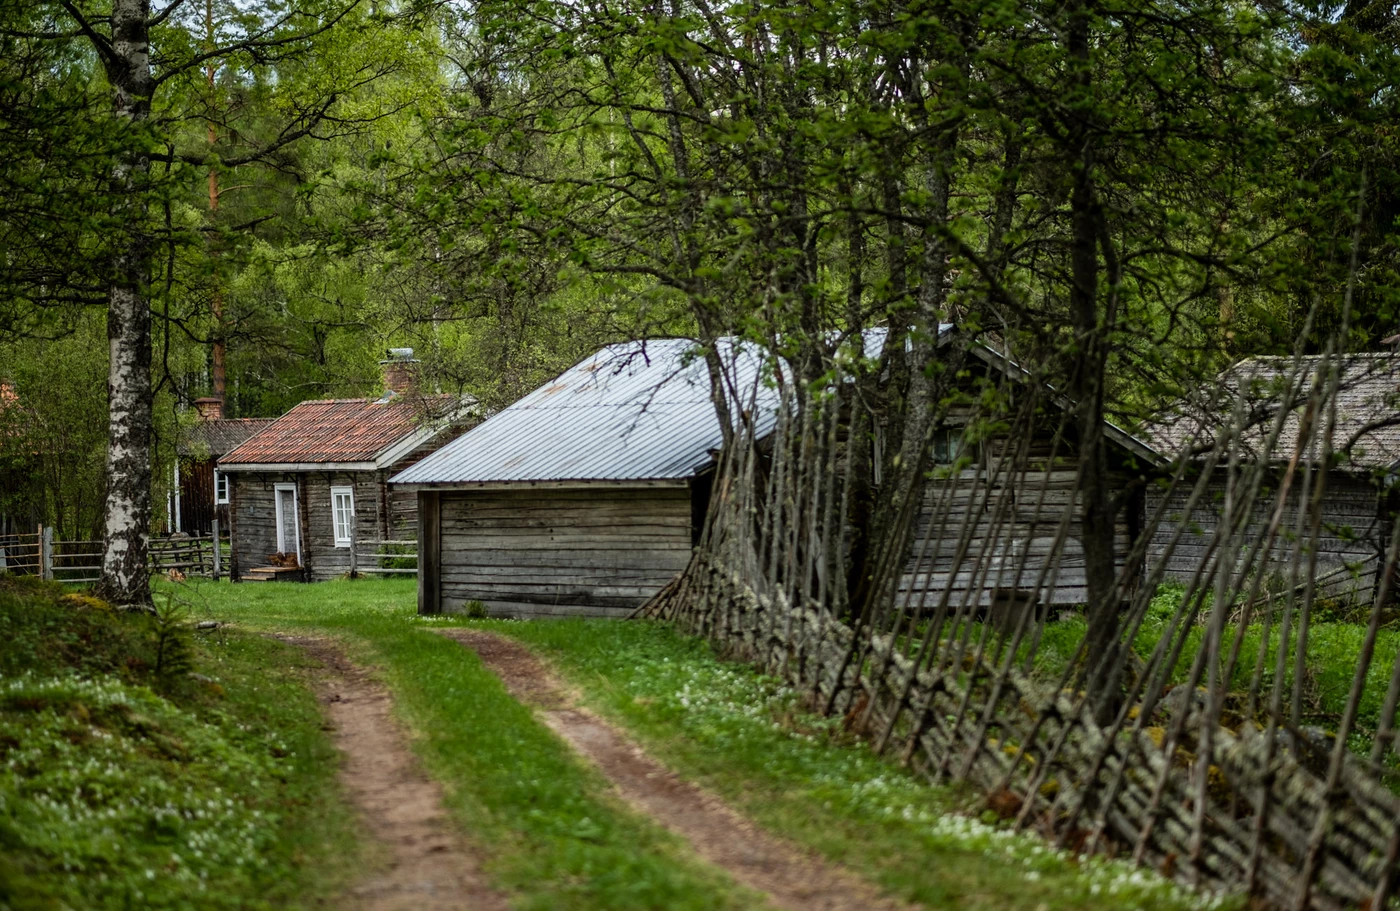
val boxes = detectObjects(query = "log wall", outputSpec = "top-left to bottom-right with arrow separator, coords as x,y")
436,486 -> 694,618
229,472 -> 288,580
904,434 -> 1144,609
1146,468 -> 1383,601
230,468 -> 412,582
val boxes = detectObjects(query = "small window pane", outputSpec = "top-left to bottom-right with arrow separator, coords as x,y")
214,471 -> 230,505
932,429 -> 956,463
331,488 -> 354,547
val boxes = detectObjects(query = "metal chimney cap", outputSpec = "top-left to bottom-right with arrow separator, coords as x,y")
384,347 -> 416,361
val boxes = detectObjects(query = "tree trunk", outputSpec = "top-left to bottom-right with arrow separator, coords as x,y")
207,0 -> 227,408
96,0 -> 155,606
1063,0 -> 1121,725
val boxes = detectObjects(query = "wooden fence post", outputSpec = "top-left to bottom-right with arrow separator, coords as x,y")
40,525 -> 53,581
348,519 -> 358,579
212,518 -> 221,580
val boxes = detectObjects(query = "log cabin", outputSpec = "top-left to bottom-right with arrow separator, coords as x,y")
392,338 -> 779,618
219,351 -> 478,582
171,398 -> 272,536
893,332 -> 1165,614
1144,353 -> 1400,604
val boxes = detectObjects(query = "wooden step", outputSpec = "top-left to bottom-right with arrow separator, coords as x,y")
243,565 -> 302,582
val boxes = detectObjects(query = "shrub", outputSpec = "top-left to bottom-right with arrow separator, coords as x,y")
374,542 -> 417,574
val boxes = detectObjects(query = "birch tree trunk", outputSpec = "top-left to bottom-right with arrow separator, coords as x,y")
96,0 -> 155,606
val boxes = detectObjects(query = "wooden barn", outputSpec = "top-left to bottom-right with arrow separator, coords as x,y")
895,333 -> 1165,612
219,352 -> 477,582
1145,353 -> 1400,603
171,397 -> 272,536
398,331 -> 1165,618
393,338 -> 778,618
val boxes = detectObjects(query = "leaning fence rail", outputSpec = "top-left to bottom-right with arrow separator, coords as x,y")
642,339 -> 1400,911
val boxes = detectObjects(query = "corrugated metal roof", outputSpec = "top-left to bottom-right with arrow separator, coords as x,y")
221,394 -> 464,467
392,338 -> 782,485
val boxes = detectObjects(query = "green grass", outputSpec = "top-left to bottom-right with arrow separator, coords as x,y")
0,575 -> 360,910
187,576 -> 764,911
194,576 -> 1230,911
1027,585 -> 1400,739
491,618 -> 1230,911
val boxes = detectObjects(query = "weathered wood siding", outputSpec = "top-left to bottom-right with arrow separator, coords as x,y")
177,458 -> 223,536
1146,469 -> 1383,602
437,487 -> 694,618
299,471 -> 391,581
230,470 -> 401,581
903,435 -> 1145,609
387,437 -> 451,537
229,472 -> 291,581
224,426 -> 463,582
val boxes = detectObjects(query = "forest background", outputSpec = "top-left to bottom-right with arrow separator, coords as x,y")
1,0 -> 1398,602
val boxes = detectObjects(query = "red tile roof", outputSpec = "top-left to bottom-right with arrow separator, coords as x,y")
220,395 -> 462,466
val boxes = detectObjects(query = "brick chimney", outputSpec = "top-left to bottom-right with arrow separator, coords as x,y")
381,348 -> 418,396
194,396 -> 224,421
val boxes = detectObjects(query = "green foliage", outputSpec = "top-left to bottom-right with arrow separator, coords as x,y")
0,575 -> 359,908
150,589 -> 195,691
373,541 -> 418,573
1018,584 -> 1400,748
0,317 -> 128,539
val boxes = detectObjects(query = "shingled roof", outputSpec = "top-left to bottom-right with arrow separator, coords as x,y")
220,394 -> 473,470
178,418 -> 274,459
1146,354 -> 1400,470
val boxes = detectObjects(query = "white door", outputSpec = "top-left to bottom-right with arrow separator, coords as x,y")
274,484 -> 300,560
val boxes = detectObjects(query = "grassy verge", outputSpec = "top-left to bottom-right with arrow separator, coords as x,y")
188,576 -> 764,911
491,617 -> 1231,911
0,575 -> 359,910
1026,585 -> 1400,745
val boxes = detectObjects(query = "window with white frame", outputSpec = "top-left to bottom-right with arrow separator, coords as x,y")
214,469 -> 229,505
331,487 -> 355,547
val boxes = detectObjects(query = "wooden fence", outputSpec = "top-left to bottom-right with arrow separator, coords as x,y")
645,349 -> 1400,911
0,529 -> 42,576
347,534 -> 418,577
0,525 -> 230,583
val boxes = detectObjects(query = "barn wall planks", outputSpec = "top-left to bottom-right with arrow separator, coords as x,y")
437,486 -> 693,618
1146,469 -> 1383,601
903,434 -> 1146,609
